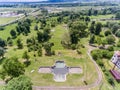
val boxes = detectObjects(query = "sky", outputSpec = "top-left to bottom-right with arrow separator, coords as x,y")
0,0 -> 47,2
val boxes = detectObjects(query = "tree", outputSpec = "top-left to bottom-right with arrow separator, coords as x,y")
89,24 -> 95,34
104,30 -> 112,36
10,29 -> 16,38
0,47 -> 5,58
88,9 -> 92,16
91,49 -> 103,60
22,51 -> 30,67
4,75 -> 32,90
112,24 -> 120,34
37,45 -> 42,56
0,38 -> 6,48
37,31 -> 44,42
22,51 -> 30,61
106,35 -> 115,44
34,25 -> 38,31
89,34 -> 95,44
115,29 -> 120,37
96,36 -> 102,46
93,10 -> 98,16
85,16 -> 90,22
43,42 -> 54,56
95,22 -> 102,35
2,57 -> 25,79
69,21 -> 87,44
17,39 -> 23,49
115,12 -> 120,19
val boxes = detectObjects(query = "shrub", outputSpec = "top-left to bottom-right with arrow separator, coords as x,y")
77,49 -> 82,54
104,30 -> 112,36
106,35 -> 115,44
91,50 -> 102,60
107,46 -> 114,51
115,29 -> 120,37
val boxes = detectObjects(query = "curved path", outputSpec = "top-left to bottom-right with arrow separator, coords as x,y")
33,46 -> 103,90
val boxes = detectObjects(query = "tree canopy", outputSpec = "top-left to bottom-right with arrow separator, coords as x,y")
2,57 -> 25,79
3,75 -> 32,90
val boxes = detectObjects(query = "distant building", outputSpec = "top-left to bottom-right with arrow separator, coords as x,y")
111,51 -> 120,69
110,51 -> 120,81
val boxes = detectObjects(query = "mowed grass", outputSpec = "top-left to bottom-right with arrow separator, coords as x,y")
25,54 -> 98,86
90,14 -> 114,19
0,21 -> 98,86
0,17 -> 17,25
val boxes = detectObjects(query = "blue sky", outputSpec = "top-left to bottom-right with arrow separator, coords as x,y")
0,0 -> 47,2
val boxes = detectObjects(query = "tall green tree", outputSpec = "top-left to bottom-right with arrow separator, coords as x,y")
10,29 -> 16,38
95,22 -> 102,35
0,47 -> 5,58
22,51 -> 30,61
89,34 -> 95,44
0,38 -> 6,48
115,12 -> 120,19
43,42 -> 54,56
69,21 -> 87,44
17,39 -> 23,49
3,75 -> 32,90
2,57 -> 25,79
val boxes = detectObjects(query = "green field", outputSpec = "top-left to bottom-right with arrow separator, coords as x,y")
0,22 -> 98,86
0,4 -> 120,90
0,17 -> 17,25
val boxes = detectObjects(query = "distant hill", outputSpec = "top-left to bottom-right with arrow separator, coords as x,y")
47,0 -> 120,3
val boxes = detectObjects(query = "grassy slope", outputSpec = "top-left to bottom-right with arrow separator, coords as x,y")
0,17 -> 17,25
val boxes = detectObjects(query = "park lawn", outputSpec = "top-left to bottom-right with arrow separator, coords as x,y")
0,24 -> 17,40
0,22 -> 98,86
25,53 -> 98,86
90,14 -> 114,19
24,23 -> 98,86
0,17 -> 17,25
50,24 -> 66,50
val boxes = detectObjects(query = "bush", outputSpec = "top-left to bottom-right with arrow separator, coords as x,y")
0,27 -> 4,31
23,60 -> 31,67
91,50 -> 103,60
107,46 -> 114,51
106,35 -> 115,44
71,44 -> 76,50
104,30 -> 112,36
96,60 -> 104,67
115,29 -> 120,37
117,42 -> 120,47
101,50 -> 113,59
77,49 -> 82,54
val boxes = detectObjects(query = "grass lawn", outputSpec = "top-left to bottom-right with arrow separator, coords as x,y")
0,17 -> 17,25
0,21 -> 98,86
90,14 -> 114,20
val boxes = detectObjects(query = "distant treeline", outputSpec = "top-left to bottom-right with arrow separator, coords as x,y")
0,2 -> 118,8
